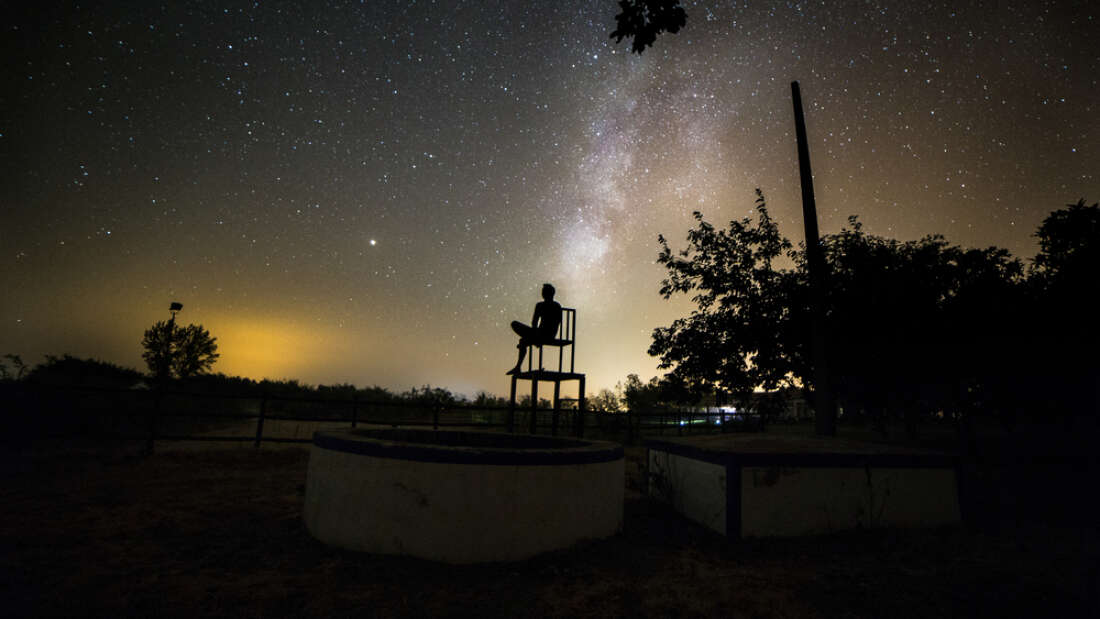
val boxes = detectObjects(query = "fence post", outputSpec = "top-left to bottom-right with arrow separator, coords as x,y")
507,376 -> 517,433
551,382 -> 561,436
254,393 -> 267,448
529,380 -> 539,435
145,390 -> 161,455
351,393 -> 358,428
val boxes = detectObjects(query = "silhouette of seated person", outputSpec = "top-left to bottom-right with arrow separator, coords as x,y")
507,283 -> 563,375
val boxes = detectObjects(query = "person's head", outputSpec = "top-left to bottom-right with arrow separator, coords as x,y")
541,283 -> 555,300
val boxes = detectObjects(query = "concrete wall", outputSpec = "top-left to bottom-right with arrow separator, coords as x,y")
648,450 -> 727,536
647,446 -> 961,538
305,444 -> 623,563
740,465 -> 960,537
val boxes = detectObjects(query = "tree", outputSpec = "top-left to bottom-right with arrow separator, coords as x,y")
621,374 -> 659,413
474,390 -> 509,408
649,190 -> 794,409
141,320 -> 219,381
25,354 -> 144,388
609,0 -> 687,54
589,388 -> 623,413
1023,200 -> 1100,419
0,354 -> 27,381
401,385 -> 464,406
808,220 -> 1027,433
650,191 -> 1054,435
1032,199 -> 1099,285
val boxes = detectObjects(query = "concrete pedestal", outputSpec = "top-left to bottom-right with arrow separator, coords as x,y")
305,429 -> 624,563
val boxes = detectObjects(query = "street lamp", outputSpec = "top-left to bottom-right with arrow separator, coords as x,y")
168,302 -> 183,335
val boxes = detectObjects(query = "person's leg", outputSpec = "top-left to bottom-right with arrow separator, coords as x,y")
509,322 -> 534,374
508,341 -> 528,374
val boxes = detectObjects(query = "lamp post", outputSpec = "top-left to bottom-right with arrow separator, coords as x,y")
168,301 -> 183,336
158,302 -> 183,383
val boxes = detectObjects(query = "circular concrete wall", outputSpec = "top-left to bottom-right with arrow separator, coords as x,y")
303,429 -> 624,563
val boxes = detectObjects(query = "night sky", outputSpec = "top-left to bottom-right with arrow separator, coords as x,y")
2,1 -> 1095,397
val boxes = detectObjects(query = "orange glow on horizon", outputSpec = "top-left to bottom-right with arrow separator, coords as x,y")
207,318 -> 336,383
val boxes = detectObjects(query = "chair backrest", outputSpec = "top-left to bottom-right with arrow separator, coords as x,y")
528,307 -> 576,374
557,307 -> 576,345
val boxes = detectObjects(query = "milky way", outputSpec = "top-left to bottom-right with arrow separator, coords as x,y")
1,1 -> 1095,397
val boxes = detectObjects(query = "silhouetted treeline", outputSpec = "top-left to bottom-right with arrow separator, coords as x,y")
651,197 -> 1099,437
0,355 -> 511,441
19,355 -> 144,388
0,354 -> 493,405
0,355 -> 527,443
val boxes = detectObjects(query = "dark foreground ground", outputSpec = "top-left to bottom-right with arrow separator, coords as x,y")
2,443 -> 1096,618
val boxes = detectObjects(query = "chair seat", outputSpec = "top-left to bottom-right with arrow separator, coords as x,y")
537,339 -> 573,347
510,369 -> 585,381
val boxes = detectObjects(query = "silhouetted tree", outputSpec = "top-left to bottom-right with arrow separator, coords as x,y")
25,354 -> 144,388
1032,199 -> 1099,285
653,372 -> 700,407
609,0 -> 686,53
1022,200 -> 1100,420
474,390 -> 509,407
649,191 -> 1073,435
649,190 -> 794,410
589,388 -> 623,413
172,324 -> 219,379
621,374 -> 659,413
0,354 -> 27,381
401,385 -> 464,406
141,320 -> 219,381
805,220 -> 1026,434
359,385 -> 398,402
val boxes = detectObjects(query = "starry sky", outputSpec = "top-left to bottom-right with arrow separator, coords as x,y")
2,1 -> 1096,398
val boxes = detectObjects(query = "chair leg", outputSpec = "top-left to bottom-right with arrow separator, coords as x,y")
577,375 -> 586,438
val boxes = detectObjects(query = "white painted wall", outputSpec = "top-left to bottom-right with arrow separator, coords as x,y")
648,447 -> 962,538
741,466 -> 961,537
305,446 -> 624,563
648,450 -> 727,536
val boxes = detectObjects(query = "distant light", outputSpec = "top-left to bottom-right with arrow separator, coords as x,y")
369,239 -> 377,246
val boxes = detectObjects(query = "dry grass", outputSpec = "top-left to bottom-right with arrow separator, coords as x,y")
1,441 -> 1095,618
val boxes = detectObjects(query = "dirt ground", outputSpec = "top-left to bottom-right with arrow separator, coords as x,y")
1,442 -> 1096,618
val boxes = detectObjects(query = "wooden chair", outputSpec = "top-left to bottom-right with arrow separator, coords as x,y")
507,307 -> 586,436
525,307 -> 576,374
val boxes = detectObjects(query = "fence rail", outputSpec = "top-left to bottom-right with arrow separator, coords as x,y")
1,383 -> 763,452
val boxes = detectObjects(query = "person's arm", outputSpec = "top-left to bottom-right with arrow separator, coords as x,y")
531,303 -> 541,329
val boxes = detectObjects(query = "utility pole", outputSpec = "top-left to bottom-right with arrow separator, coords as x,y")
791,81 -> 837,436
